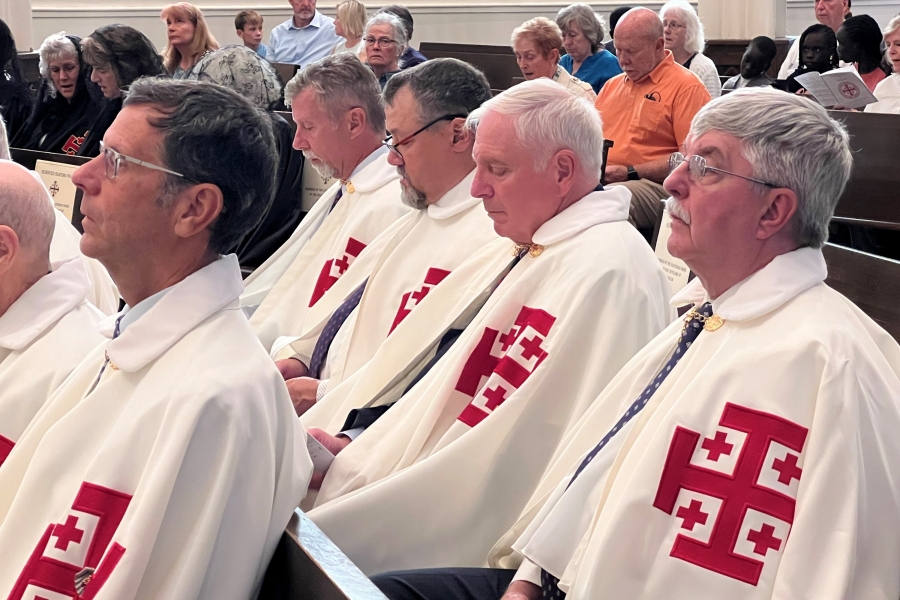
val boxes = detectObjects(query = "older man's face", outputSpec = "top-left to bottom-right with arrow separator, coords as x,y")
615,30 -> 664,82
471,111 -> 565,244
815,0 -> 848,30
663,131 -> 772,275
290,0 -> 316,21
72,105 -> 181,271
291,88 -> 349,180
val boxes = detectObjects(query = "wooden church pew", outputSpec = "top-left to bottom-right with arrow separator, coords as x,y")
419,42 -> 520,90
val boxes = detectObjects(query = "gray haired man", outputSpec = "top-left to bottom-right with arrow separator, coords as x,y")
0,79 -> 311,599
243,52 -> 410,353
373,87 -> 900,600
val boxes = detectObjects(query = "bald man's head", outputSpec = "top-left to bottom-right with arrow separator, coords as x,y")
612,8 -> 667,81
0,161 -> 56,263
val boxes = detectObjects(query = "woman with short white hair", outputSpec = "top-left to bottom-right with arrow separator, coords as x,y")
363,12 -> 407,89
659,0 -> 721,97
865,15 -> 900,114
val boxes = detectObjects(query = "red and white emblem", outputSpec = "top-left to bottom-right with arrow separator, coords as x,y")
0,433 -> 14,467
309,237 -> 367,306
653,403 -> 808,586
455,306 -> 556,427
389,267 -> 451,333
61,135 -> 85,156
10,482 -> 132,600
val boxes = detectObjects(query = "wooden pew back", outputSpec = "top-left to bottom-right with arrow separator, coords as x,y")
823,243 -> 900,342
259,510 -> 388,600
705,38 -> 792,78
419,42 -> 520,90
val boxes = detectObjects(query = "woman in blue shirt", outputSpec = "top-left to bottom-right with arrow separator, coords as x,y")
556,3 -> 622,93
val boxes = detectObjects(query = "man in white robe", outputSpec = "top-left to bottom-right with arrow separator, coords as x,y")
0,161 -> 105,466
241,53 -> 410,352
304,79 -> 674,575
0,79 -> 311,600
273,58 -> 499,414
372,88 -> 900,600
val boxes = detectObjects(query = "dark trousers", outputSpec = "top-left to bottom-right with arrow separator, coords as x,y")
372,567 -> 517,600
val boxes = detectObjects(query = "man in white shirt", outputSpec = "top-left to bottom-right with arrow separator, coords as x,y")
0,79 -> 311,600
274,58 -> 499,415
268,0 -> 341,65
0,161 -> 105,466
304,79 -> 673,577
778,0 -> 851,79
242,53 -> 410,353
372,88 -> 900,600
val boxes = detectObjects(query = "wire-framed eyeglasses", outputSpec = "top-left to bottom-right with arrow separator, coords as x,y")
382,114 -> 468,158
669,152 -> 777,188
100,141 -> 185,180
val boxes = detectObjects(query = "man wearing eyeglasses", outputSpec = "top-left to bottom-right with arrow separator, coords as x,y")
274,58 -> 498,424
302,79 -> 672,581
363,13 -> 408,89
243,53 -> 410,353
399,88 -> 900,600
0,79 -> 312,600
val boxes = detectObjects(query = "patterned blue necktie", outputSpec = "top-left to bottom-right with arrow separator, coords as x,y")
540,302 -> 714,599
307,279 -> 368,379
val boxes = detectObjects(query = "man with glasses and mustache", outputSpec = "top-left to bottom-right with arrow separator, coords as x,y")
0,79 -> 312,600
243,53 -> 410,353
274,58 -> 499,423
411,88 -> 900,600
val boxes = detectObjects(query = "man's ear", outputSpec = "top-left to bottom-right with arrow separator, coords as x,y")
0,226 -> 20,276
171,184 -> 224,241
346,107 -> 368,140
756,187 -> 799,241
551,149 -> 578,196
450,118 -> 473,152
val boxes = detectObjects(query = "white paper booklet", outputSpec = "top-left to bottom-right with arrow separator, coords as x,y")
794,66 -> 877,109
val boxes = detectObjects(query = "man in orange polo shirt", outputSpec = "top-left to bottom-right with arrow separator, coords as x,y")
596,7 -> 711,234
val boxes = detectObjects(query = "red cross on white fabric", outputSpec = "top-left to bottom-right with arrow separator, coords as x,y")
772,453 -> 802,485
747,523 -> 783,556
51,515 -> 84,551
702,431 -> 734,462
676,499 -> 709,532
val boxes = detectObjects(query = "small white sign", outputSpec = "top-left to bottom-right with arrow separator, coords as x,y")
34,160 -> 79,222
301,160 -> 334,212
655,210 -> 692,294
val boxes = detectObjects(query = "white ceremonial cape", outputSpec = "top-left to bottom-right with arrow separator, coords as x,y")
503,247 -> 900,599
307,187 -> 674,575
49,198 -> 119,316
243,148 -> 410,352
279,170 -> 499,391
0,258 -> 104,466
0,255 -> 312,600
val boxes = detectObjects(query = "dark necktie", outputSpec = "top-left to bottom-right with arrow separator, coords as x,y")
329,186 -> 343,214
307,278 -> 368,379
540,302 -> 715,599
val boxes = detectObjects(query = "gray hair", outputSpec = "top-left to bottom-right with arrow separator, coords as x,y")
660,0 -> 705,54
689,88 -> 852,249
0,161 -> 56,255
123,78 -> 278,254
384,58 -> 491,124
467,78 -> 604,179
39,32 -> 79,98
0,118 -> 9,160
556,4 -> 605,53
284,53 -> 385,134
365,12 -> 409,56
884,14 -> 900,35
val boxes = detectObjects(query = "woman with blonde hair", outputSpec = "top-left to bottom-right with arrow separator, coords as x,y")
161,2 -> 219,79
331,0 -> 367,61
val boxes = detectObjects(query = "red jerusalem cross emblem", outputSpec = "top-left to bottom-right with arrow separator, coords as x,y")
10,482 -> 132,600
309,237 -> 367,306
389,267 -> 451,333
455,306 -> 556,427
653,403 -> 808,586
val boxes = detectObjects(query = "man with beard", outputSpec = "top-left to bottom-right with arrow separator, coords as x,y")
274,58 -> 500,419
242,53 -> 410,353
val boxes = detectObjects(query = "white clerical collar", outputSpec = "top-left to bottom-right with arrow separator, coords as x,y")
0,257 -> 92,350
117,285 -> 173,336
532,186 -> 631,247
100,254 -> 244,372
343,146 -> 395,195
427,170 -> 480,220
669,246 -> 827,322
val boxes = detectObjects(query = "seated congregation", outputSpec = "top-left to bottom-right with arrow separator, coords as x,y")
1,2 -> 900,599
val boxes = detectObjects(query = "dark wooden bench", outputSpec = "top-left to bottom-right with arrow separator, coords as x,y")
705,38 -> 792,78
419,42 -> 520,91
259,509 -> 388,600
